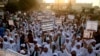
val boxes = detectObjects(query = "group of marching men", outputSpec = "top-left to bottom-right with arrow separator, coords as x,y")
0,11 -> 100,56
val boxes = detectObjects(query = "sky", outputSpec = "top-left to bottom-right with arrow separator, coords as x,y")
43,0 -> 100,6
76,0 -> 100,6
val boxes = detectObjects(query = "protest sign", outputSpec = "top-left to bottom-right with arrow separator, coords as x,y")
86,21 -> 98,31
41,18 -> 54,31
55,18 -> 62,26
83,30 -> 93,39
8,20 -> 14,26
68,15 -> 75,20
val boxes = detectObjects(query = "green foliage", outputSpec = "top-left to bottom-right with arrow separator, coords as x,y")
18,0 -> 40,11
4,1 -> 19,13
4,0 -> 40,13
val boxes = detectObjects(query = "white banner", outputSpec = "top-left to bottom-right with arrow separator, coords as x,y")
83,30 -> 93,38
86,21 -> 98,31
8,20 -> 14,26
41,18 -> 54,31
68,15 -> 75,20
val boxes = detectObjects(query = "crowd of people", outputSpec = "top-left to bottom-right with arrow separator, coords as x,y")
0,11 -> 100,56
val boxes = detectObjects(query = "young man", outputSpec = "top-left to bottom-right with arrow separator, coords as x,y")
40,45 -> 53,56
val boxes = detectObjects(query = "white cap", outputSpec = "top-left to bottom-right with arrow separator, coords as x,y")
37,44 -> 41,47
21,44 -> 25,47
90,39 -> 96,43
34,39 -> 38,42
46,37 -> 50,40
4,35 -> 7,38
76,43 -> 81,46
44,45 -> 49,48
15,33 -> 18,36
43,42 -> 47,45
52,42 -> 55,45
9,38 -> 13,41
57,31 -> 61,34
77,36 -> 81,38
71,47 -> 77,52
20,50 -> 25,54
66,38 -> 70,40
53,53 -> 58,56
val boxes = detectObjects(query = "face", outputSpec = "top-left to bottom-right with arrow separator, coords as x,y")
44,48 -> 48,52
91,42 -> 96,46
76,45 -> 80,49
88,47 -> 93,53
9,40 -> 14,44
71,51 -> 76,56
34,45 -> 39,51
24,38 -> 29,43
66,39 -> 69,43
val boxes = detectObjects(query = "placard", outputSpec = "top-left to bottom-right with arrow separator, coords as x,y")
83,30 -> 93,38
55,18 -> 62,26
86,21 -> 98,31
8,20 -> 14,26
41,18 -> 54,31
68,15 -> 75,20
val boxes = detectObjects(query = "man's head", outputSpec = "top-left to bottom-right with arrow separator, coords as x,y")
87,46 -> 93,53
71,51 -> 76,56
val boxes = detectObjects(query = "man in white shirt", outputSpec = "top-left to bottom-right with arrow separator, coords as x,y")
40,45 -> 53,56
64,38 -> 72,53
86,46 -> 96,56
8,38 -> 17,51
57,45 -> 71,56
3,37 -> 9,50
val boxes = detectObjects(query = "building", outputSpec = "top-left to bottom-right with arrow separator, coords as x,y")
41,0 -> 93,11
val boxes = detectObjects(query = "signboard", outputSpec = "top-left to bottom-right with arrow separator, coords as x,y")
41,18 -> 54,31
55,18 -> 62,26
37,16 -> 44,20
86,21 -> 98,31
8,20 -> 14,26
68,15 -> 75,20
83,30 -> 93,38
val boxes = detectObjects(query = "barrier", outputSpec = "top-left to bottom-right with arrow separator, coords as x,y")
0,49 -> 26,56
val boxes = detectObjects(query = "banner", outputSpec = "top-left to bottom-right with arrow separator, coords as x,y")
68,15 -> 75,20
55,18 -> 62,26
8,20 -> 14,26
0,49 -> 26,56
86,21 -> 98,31
83,30 -> 93,38
41,18 -> 54,31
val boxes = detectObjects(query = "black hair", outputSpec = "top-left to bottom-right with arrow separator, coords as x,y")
4,38 -> 7,42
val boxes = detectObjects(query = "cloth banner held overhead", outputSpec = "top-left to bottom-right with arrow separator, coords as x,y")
86,21 -> 98,32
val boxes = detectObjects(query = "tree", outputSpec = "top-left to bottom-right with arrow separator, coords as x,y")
4,0 -> 40,13
4,0 -> 19,13
18,0 -> 40,12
